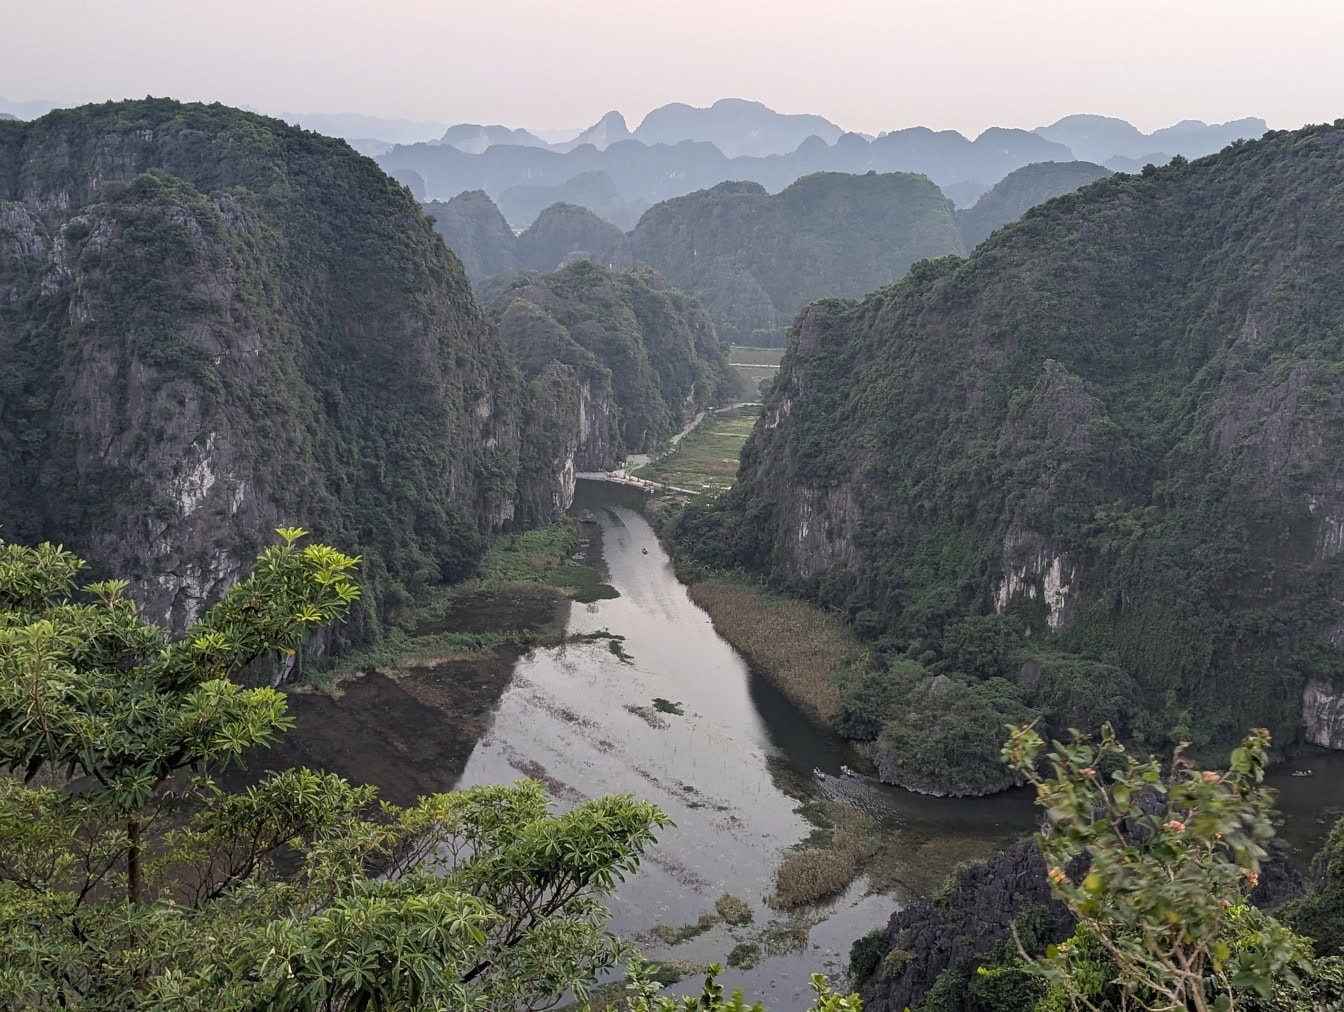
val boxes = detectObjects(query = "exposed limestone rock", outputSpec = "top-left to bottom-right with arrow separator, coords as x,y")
1303,680 -> 1344,749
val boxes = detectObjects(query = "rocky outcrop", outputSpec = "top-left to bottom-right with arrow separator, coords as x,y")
1303,680 -> 1344,749
490,260 -> 738,460
860,839 -> 1305,1012
860,840 -> 1076,1012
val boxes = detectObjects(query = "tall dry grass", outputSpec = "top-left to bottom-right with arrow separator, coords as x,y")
769,803 -> 879,910
687,578 -> 856,724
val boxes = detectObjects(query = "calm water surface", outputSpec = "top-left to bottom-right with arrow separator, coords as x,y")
455,480 -> 1344,1007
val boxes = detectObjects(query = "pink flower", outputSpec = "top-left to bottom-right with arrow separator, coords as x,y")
1163,820 -> 1186,832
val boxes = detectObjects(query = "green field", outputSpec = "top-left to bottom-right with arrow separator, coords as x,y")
632,407 -> 758,496
728,346 -> 786,367
728,346 -> 783,396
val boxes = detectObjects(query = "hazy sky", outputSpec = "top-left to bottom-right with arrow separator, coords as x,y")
4,0 -> 1342,136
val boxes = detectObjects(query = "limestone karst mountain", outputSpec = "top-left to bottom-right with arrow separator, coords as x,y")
672,121 -> 1344,789
0,101 -> 583,643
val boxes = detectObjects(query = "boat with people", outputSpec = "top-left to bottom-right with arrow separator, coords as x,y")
1292,769 -> 1316,777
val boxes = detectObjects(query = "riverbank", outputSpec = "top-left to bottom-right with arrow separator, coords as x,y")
685,577 -> 858,730
240,522 -> 614,803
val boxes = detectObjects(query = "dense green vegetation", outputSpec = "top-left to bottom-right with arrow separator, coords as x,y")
432,168 -> 1113,352
672,122 -> 1344,793
489,260 -> 741,459
0,99 -> 593,648
0,537 -> 863,1010
873,728 -> 1344,1012
423,189 -> 518,280
956,160 -> 1112,248
629,172 -> 965,346
426,191 -> 629,284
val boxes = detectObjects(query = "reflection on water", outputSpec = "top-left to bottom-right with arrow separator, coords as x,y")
455,480 -> 1344,1006
455,482 -> 1035,1005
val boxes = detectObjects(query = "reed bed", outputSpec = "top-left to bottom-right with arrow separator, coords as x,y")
770,802 -> 880,910
687,578 -> 856,724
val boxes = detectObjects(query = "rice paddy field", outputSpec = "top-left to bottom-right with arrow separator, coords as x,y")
631,406 -> 758,496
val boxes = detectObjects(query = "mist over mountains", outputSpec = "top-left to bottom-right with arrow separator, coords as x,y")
426,160 -> 1116,346
370,99 -> 1266,230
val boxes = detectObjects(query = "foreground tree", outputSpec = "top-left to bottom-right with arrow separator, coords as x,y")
1002,724 -> 1344,1011
0,533 -> 671,1009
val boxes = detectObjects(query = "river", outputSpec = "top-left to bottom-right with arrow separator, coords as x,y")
449,479 -> 1344,1006
455,481 -> 1021,1005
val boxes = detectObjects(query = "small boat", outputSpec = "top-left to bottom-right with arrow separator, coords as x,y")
641,547 -> 648,555
1292,770 -> 1316,778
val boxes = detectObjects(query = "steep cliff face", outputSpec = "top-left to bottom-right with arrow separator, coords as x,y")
489,260 -> 739,461
0,100 -> 574,643
678,122 -> 1344,772
1303,681 -> 1344,749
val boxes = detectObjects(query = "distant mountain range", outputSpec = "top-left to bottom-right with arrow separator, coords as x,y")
377,101 -> 1266,229
428,161 -> 1114,345
0,97 -> 60,120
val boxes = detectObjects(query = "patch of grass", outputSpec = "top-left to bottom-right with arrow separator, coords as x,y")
650,913 -> 718,946
546,562 -> 618,603
714,893 -> 753,926
769,802 -> 879,911
726,942 -> 761,970
305,629 -> 513,692
652,697 -> 684,715
770,847 -> 863,911
479,524 -> 577,582
632,407 -> 758,496
476,524 -> 617,603
687,578 -> 861,725
762,916 -> 813,955
624,704 -> 668,730
309,521 -> 612,693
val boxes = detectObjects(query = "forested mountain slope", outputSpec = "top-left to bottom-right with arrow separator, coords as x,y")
0,99 -> 579,645
430,168 -> 1118,349
673,123 -> 1344,790
425,193 -> 630,285
489,261 -> 739,463
956,160 -> 1112,248
629,172 -> 965,345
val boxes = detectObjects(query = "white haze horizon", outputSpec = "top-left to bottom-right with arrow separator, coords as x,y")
2,0 -> 1342,141
0,95 -> 1311,149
